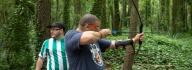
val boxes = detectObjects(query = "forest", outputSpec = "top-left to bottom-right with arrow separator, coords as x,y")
0,0 -> 192,70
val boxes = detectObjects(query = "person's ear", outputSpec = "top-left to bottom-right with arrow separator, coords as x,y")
84,24 -> 89,30
85,24 -> 89,28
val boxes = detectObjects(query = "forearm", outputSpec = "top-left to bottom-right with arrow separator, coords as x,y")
110,39 -> 134,49
80,31 -> 102,45
36,58 -> 44,70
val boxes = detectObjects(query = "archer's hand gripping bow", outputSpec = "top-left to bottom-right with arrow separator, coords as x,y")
131,0 -> 143,55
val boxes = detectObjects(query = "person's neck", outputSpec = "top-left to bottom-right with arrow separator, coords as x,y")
76,28 -> 85,32
54,35 -> 64,40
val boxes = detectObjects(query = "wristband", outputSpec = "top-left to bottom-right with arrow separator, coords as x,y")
115,39 -> 134,48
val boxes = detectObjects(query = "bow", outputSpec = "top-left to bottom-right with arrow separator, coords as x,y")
131,0 -> 143,55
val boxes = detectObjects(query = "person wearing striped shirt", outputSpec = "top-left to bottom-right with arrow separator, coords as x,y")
36,22 -> 68,70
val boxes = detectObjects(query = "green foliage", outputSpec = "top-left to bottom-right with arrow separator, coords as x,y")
0,0 -> 35,70
103,34 -> 192,70
103,36 -> 127,70
63,0 -> 71,31
1,0 -> 192,70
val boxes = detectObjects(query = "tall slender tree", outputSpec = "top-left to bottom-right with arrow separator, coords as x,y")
63,0 -> 70,31
108,0 -> 114,29
55,0 -> 59,21
172,0 -> 187,34
91,0 -> 107,28
74,0 -> 82,27
36,1 -> 51,69
159,0 -> 170,32
122,0 -> 127,27
123,0 -> 138,69
37,0 -> 51,45
112,0 -> 121,35
102,0 -> 107,28
145,0 -> 151,26
191,1 -> 192,33
127,0 -> 132,27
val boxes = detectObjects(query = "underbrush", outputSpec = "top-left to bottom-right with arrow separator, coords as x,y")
103,34 -> 192,70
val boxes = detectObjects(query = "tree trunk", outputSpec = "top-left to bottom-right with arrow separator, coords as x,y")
63,0 -> 70,31
127,0 -> 132,27
159,0 -> 170,32
122,0 -> 127,27
189,1 -> 192,34
91,0 -> 107,28
91,0 -> 102,16
122,0 -> 138,70
74,0 -> 82,28
55,0 -> 59,21
37,0 -> 51,57
172,0 -> 187,34
112,0 -> 121,35
191,3 -> 192,33
108,0 -> 114,30
102,0 -> 107,28
145,0 -> 151,26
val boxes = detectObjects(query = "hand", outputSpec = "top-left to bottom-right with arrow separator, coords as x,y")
132,32 -> 144,43
99,29 -> 112,38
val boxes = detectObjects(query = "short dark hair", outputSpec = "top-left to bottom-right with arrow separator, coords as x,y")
47,22 -> 65,31
79,14 -> 99,26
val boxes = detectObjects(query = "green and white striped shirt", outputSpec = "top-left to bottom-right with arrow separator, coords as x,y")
39,37 -> 68,70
